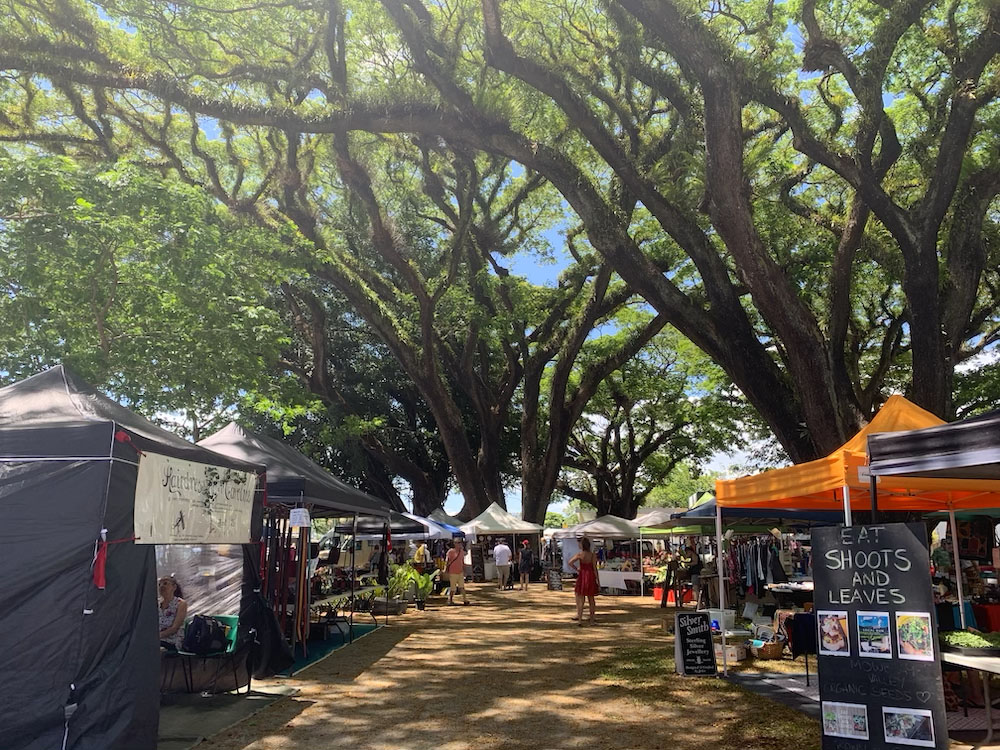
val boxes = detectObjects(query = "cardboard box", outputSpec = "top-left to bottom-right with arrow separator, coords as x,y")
714,643 -> 748,662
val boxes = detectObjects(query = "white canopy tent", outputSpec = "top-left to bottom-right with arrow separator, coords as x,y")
551,514 -> 639,539
460,502 -> 544,536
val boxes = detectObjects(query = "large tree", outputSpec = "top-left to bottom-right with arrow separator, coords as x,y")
557,325 -> 740,517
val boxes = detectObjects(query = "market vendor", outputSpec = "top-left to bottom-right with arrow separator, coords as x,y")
158,576 -> 188,651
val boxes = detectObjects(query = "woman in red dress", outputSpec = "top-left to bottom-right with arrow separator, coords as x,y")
569,537 -> 599,625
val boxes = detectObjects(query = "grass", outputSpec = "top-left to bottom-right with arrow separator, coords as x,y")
596,645 -> 820,750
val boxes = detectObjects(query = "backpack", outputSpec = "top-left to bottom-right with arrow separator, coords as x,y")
181,615 -> 229,654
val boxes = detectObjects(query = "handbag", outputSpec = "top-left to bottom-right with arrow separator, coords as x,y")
181,615 -> 229,654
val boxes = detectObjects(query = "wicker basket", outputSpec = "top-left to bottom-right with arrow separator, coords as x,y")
751,641 -> 784,660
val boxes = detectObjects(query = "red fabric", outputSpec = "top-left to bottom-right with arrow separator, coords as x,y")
113,430 -> 144,456
386,526 -> 392,552
575,562 -> 600,597
92,534 -> 137,589
93,540 -> 108,589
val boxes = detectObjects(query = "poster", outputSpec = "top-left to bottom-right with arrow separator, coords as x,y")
822,701 -> 870,741
857,612 -> 892,658
134,452 -> 257,544
812,523 -> 947,750
895,613 -> 934,662
882,707 -> 935,747
818,610 -> 851,656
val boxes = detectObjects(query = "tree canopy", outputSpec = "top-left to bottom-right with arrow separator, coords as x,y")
1,0 -> 996,517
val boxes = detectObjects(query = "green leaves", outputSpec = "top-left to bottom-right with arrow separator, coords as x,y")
0,154 -> 287,436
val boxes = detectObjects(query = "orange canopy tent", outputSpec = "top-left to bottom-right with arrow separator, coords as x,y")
716,395 -> 1000,515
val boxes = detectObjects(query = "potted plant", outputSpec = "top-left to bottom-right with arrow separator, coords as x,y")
373,564 -> 412,615
412,569 -> 437,610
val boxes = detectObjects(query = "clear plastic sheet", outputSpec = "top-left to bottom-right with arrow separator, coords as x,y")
155,544 -> 243,616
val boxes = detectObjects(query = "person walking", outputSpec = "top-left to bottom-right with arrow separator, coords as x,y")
568,538 -> 599,625
517,539 -> 533,591
493,538 -> 512,591
445,539 -> 468,605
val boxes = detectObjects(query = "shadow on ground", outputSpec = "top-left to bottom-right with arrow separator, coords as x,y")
196,585 -> 820,750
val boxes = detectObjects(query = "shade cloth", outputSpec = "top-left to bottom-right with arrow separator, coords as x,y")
645,496 -> 842,529
199,422 -> 389,517
460,502 -> 543,535
716,395 -> 1000,511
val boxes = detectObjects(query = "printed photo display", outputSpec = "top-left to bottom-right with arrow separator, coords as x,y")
818,610 -> 850,656
822,701 -> 870,741
895,612 -> 935,662
882,707 -> 935,747
857,611 -> 892,658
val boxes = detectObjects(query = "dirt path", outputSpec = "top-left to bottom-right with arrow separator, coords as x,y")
200,584 -> 819,750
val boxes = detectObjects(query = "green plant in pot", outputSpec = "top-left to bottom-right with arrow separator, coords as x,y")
386,564 -> 412,600
412,570 -> 438,610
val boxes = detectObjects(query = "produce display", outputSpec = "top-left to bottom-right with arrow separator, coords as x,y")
939,630 -> 1000,649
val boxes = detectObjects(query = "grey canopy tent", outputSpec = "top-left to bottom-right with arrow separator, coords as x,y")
0,367 -> 270,750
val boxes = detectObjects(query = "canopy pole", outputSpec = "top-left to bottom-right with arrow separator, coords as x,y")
384,520 -> 390,626
949,507 -> 966,629
350,513 -> 357,643
842,484 -> 852,527
869,472 -> 879,524
640,529 -> 645,597
717,501 -> 728,677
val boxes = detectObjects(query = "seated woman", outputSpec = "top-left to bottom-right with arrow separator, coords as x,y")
158,576 -> 188,651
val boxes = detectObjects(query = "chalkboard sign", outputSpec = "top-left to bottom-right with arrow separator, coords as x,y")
812,523 -> 947,750
471,544 -> 486,583
674,611 -> 718,676
546,568 -> 563,591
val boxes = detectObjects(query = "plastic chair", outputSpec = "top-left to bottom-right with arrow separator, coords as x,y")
176,615 -> 249,694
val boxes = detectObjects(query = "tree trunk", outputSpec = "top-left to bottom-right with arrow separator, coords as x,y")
904,255 -> 952,418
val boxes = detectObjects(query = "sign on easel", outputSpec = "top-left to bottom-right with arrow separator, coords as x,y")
812,523 -> 947,749
675,611 -> 718,676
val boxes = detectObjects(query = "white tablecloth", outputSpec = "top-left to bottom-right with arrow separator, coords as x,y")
598,570 -> 643,590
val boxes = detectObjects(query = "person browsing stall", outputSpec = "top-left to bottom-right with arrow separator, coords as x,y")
445,539 -> 469,606
517,539 -> 533,591
158,576 -> 188,650
493,539 -> 513,590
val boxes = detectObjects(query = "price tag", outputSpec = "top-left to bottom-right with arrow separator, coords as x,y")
290,508 -> 311,528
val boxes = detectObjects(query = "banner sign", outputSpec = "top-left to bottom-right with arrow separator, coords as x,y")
134,452 -> 257,544
675,611 -> 718,676
812,523 -> 947,749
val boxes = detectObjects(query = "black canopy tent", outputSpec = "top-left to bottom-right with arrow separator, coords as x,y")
0,367 -> 272,750
334,511 -> 427,536
868,408 -> 1000,480
199,423 -> 392,650
199,422 -> 392,517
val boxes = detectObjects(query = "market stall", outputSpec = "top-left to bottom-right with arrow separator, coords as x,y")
0,367 -> 275,750
460,502 -> 543,581
552,515 -> 650,592
200,423 -> 391,651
